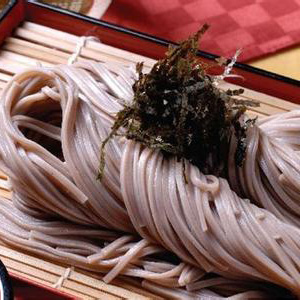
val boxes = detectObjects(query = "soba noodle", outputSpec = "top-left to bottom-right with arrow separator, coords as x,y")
229,111 -> 300,227
0,60 -> 298,298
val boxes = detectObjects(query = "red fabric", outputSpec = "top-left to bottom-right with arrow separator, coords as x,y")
102,0 -> 300,61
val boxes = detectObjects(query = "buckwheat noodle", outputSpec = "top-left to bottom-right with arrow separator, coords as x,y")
0,60 -> 298,298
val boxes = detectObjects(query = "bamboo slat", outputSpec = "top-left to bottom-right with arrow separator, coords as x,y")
0,21 -> 298,299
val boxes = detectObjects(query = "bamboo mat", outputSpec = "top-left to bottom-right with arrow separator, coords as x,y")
0,0 -> 9,12
0,21 -> 299,299
40,0 -> 93,14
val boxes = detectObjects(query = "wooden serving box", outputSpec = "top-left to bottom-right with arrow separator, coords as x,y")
0,1 -> 300,299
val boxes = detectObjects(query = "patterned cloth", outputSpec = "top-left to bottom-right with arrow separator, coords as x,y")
102,0 -> 300,61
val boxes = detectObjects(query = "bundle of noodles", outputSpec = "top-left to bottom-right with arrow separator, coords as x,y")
121,142 -> 300,295
0,64 -> 135,231
229,111 -> 300,227
0,63 -> 235,298
0,30 -> 299,298
1,197 -> 274,299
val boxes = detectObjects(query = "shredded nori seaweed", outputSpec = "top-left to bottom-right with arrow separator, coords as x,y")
98,24 -> 259,180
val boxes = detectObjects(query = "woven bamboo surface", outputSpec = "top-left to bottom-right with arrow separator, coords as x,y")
40,0 -> 93,14
0,21 -> 298,299
0,0 -> 9,11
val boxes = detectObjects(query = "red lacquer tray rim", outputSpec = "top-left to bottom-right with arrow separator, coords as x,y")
23,0 -> 300,104
26,0 -> 300,89
0,1 -> 300,299
1,0 -> 300,102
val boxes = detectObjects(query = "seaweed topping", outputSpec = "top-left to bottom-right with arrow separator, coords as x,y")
98,24 -> 259,180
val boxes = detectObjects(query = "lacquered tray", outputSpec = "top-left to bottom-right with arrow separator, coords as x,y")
0,1 -> 299,299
